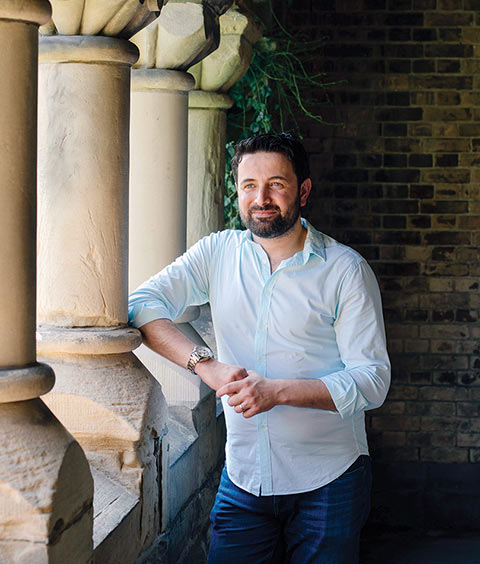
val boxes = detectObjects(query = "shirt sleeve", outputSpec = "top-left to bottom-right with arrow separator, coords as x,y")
320,259 -> 391,419
128,233 -> 219,328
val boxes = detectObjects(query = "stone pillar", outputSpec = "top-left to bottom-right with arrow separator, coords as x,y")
129,1 -> 233,407
187,3 -> 261,246
37,7 -> 169,557
0,2 -> 93,561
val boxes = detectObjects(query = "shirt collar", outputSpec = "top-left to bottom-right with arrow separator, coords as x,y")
239,217 -> 326,263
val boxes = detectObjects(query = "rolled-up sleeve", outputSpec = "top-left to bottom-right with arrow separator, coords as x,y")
320,260 -> 391,419
128,233 -> 218,328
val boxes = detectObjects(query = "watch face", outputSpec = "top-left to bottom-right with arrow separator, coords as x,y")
196,346 -> 212,357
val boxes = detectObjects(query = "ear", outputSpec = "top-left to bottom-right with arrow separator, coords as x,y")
299,178 -> 312,207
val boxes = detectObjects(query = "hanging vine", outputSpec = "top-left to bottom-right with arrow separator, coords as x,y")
223,6 -> 335,228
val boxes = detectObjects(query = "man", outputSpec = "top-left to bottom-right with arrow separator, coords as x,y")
128,133 -> 390,563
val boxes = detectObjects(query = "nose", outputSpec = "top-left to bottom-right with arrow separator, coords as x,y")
254,184 -> 272,207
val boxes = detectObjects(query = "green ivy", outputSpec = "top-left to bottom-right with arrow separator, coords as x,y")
224,17 -> 334,229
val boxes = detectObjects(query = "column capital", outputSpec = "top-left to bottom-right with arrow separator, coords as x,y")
190,2 -> 261,92
40,0 -> 166,38
132,0 -> 233,71
0,0 -> 51,25
39,34 -> 139,65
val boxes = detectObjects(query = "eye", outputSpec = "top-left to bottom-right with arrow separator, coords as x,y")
271,181 -> 284,188
242,183 -> 255,190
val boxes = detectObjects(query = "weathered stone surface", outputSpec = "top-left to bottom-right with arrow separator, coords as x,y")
38,37 -> 137,328
187,91 -> 232,246
132,0 -> 233,70
40,0 -> 166,38
190,2 -> 261,92
0,399 -> 93,562
40,349 -> 168,551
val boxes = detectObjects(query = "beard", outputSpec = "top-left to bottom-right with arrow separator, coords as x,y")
240,193 -> 301,239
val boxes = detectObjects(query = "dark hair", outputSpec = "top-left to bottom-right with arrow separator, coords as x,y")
231,133 -> 310,186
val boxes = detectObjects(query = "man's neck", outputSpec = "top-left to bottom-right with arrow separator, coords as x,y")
252,218 -> 307,272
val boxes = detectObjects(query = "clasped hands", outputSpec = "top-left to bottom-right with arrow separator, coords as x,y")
194,359 -> 280,418
217,369 -> 278,418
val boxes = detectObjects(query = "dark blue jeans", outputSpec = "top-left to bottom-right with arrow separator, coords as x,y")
208,456 -> 372,564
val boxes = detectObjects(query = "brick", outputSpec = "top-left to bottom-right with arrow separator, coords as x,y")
412,59 -> 435,73
409,215 -> 431,228
432,216 -> 457,229
411,91 -> 435,106
423,108 -> 472,122
382,431 -> 407,447
371,200 -> 419,214
432,370 -> 456,385
419,325 -> 469,339
389,28 -> 412,41
375,401 -> 406,415
413,28 -> 436,41
419,386 -> 469,401
424,138 -> 470,152
375,169 -> 420,182
435,154 -> 458,167
438,60 -> 461,74
407,401 -> 455,416
409,124 -> 432,137
457,402 -> 480,417
424,12 -> 474,25
420,201 -> 468,213
410,371 -> 432,384
385,13 -> 424,26
410,75 -> 473,90
374,446 -> 420,462
438,0 -> 462,7
383,123 -> 407,137
439,27 -> 462,41
387,324 -> 419,339
407,431 -> 432,447
456,309 -> 478,322
384,154 -> 407,167
459,124 -> 480,137
455,279 -> 479,292
386,91 -> 410,106
469,450 -> 480,463
383,185 -> 409,198
405,336 -> 430,350
421,417 -> 460,431
410,184 -> 434,198
421,169 -> 470,184
376,262 -> 420,276
432,431 -> 456,447
423,231 -> 471,245
429,278 -> 454,292
358,154 -> 382,167
436,92 -> 461,106
383,215 -> 407,229
374,231 -> 421,245
409,154 -> 432,167
423,262 -> 469,276
388,60 -> 411,73
425,44 -> 473,58
385,138 -> 421,152
375,108 -> 423,121
420,447 -> 468,463
371,415 -> 421,431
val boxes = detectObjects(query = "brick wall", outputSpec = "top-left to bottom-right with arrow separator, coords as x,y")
285,0 -> 480,529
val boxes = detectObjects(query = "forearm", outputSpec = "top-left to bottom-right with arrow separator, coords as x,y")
138,318 -> 247,391
139,318 -> 196,369
274,378 -> 337,412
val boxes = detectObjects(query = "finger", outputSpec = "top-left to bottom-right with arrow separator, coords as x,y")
228,394 -> 244,408
217,380 -> 243,397
234,367 -> 249,380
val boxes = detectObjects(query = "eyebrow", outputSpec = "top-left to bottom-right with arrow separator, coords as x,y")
240,175 -> 289,183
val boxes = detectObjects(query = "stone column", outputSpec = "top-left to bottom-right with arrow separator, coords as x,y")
0,1 -> 93,561
37,5 -> 169,558
129,0 -> 233,407
187,3 -> 261,246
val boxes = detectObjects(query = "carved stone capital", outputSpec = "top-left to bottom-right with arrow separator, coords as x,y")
132,0 -> 233,71
190,2 -> 261,92
40,0 -> 167,38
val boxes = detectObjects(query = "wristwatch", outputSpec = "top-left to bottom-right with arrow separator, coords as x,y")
187,345 -> 214,374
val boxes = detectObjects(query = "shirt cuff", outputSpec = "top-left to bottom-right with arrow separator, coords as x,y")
128,303 -> 173,328
320,371 -> 369,419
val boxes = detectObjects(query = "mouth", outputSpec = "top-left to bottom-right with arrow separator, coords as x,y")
250,207 -> 279,219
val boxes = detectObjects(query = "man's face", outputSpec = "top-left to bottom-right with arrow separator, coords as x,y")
236,151 -> 311,239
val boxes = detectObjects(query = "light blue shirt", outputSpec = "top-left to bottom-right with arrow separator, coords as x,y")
128,220 -> 390,496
